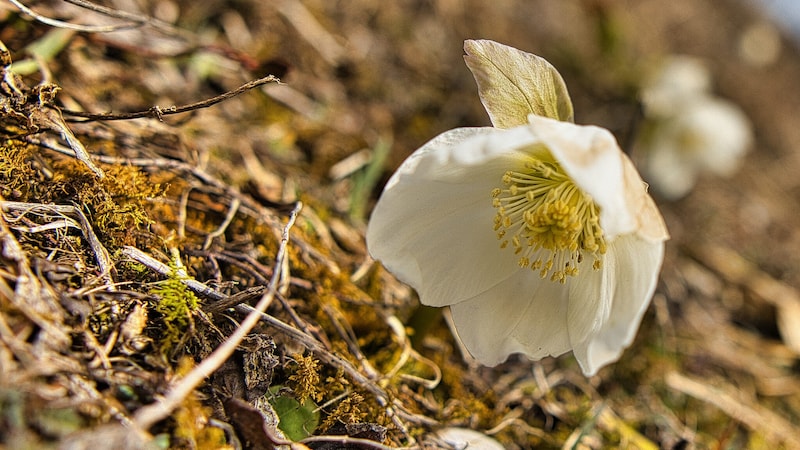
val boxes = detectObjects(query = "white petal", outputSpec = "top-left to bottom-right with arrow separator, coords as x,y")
566,252 -> 614,357
642,56 -> 711,117
436,427 -> 505,450
367,126 -> 544,307
645,135 -> 699,200
525,114 -> 636,239
449,270 -> 572,366
684,98 -> 752,175
378,127 -> 490,192
621,154 -> 670,242
570,235 -> 665,375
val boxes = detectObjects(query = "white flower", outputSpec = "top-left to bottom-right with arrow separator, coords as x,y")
640,56 -> 753,199
640,56 -> 711,118
643,97 -> 752,199
435,427 -> 504,449
366,40 -> 668,376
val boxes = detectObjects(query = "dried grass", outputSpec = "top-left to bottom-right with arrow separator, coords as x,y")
1,0 -> 799,449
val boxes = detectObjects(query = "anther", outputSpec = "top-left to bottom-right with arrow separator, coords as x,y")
491,153 -> 607,282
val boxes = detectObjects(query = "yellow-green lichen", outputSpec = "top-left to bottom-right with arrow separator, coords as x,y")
149,263 -> 200,354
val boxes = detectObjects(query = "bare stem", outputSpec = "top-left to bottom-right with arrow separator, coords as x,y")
132,202 -> 302,430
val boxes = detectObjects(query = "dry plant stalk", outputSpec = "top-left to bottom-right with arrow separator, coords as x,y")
132,202 -> 302,431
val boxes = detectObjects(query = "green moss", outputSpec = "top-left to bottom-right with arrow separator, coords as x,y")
51,161 -> 164,247
149,263 -> 200,353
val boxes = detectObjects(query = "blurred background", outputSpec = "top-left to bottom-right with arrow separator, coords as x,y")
2,0 -> 800,448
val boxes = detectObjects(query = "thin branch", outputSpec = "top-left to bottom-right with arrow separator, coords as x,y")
72,206 -> 116,288
132,202 -> 302,430
197,249 -> 314,291
300,435 -> 414,450
202,285 -> 266,314
30,100 -> 106,177
122,246 -> 225,302
323,303 -> 379,379
63,0 -> 189,37
60,76 -> 280,122
177,187 -> 191,240
1,201 -> 115,287
666,371 -> 800,448
203,197 -> 240,250
8,0 -> 140,33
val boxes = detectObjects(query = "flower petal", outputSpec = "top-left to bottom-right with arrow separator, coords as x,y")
464,39 -> 574,127
567,253 -> 613,349
367,126 -> 544,307
621,155 -> 670,242
644,136 -> 699,200
526,114 -> 669,242
683,98 -> 752,175
642,56 -> 711,118
570,235 -> 665,375
449,270 -> 572,366
526,114 -> 634,239
436,428 -> 505,450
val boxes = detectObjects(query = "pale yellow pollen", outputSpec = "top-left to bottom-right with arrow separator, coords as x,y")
491,153 -> 606,283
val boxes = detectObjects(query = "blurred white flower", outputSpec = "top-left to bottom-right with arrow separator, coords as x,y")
640,56 -> 711,118
435,427 -> 504,449
640,56 -> 753,199
367,40 -> 668,376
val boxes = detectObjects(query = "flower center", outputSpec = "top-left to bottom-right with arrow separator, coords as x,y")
491,153 -> 606,283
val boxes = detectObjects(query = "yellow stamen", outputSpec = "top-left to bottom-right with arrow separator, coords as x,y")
491,151 -> 606,283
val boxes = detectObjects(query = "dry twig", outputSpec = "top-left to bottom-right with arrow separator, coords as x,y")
61,76 -> 280,122
8,0 -> 139,33
1,40 -> 105,177
691,244 -> 800,354
666,371 -> 800,448
203,197 -> 240,250
1,201 -> 115,286
63,0 -> 189,37
132,201 -> 302,430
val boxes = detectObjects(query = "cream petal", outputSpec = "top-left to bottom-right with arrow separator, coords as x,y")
567,249 -> 615,376
449,270 -> 572,366
570,235 -> 664,375
367,126 -> 545,307
621,153 -> 670,242
645,136 -> 699,200
684,98 -> 752,176
525,114 -> 636,239
642,56 -> 711,118
436,427 -> 505,450
566,251 -> 614,350
378,127 -> 491,192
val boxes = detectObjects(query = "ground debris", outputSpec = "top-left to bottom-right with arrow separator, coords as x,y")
1,0 -> 799,449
